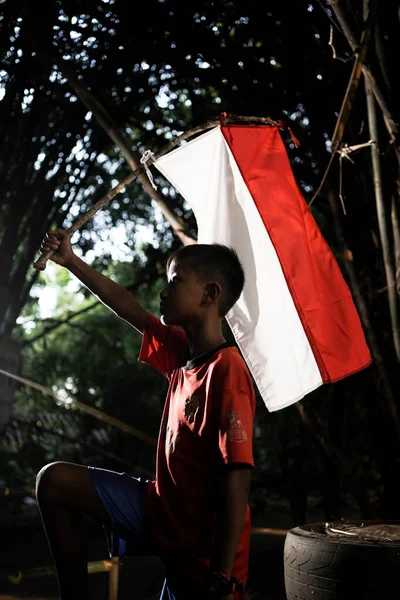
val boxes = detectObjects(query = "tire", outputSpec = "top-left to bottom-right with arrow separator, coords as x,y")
284,521 -> 400,599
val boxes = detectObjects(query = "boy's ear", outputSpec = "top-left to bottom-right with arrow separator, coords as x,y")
203,282 -> 221,305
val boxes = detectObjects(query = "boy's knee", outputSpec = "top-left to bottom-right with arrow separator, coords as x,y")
36,461 -> 66,501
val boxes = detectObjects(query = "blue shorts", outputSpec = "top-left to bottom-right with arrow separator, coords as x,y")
88,467 -> 182,600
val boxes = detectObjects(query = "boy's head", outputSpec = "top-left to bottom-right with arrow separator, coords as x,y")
160,244 -> 245,326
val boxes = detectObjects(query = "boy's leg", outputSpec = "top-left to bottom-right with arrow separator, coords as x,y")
36,461 -> 110,600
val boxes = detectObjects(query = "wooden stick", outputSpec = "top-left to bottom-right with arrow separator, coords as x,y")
108,558 -> 120,600
32,114 -> 280,271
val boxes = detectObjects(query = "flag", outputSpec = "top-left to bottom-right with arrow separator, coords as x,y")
154,125 -> 371,412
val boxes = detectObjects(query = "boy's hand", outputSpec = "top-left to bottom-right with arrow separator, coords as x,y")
207,572 -> 237,599
40,229 -> 75,267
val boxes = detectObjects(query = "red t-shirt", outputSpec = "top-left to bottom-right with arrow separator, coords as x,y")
139,314 -> 256,584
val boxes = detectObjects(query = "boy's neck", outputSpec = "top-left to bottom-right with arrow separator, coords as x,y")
184,320 -> 226,360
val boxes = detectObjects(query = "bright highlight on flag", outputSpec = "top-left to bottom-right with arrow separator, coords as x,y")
154,125 -> 371,412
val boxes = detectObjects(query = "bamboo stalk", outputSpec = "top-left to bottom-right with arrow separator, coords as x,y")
0,368 -> 157,446
330,2 -> 376,156
392,195 -> 400,298
32,114 -> 280,271
329,0 -> 400,167
327,187 -> 400,440
364,77 -> 400,361
308,1 -> 376,206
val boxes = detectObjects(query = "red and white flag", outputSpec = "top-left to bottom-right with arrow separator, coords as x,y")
154,125 -> 371,412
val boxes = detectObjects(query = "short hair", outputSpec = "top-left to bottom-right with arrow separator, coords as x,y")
167,244 -> 245,317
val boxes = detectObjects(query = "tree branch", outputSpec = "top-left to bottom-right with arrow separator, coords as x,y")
23,276 -> 150,346
328,25 -> 352,63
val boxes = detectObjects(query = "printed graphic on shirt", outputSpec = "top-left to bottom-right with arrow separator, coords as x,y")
227,410 -> 248,443
184,395 -> 200,424
166,426 -> 180,458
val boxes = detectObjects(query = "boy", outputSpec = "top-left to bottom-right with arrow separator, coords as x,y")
36,229 -> 256,600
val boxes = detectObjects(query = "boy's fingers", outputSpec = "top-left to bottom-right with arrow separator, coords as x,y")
47,228 -> 67,240
43,236 -> 59,246
54,228 -> 69,239
41,241 -> 59,252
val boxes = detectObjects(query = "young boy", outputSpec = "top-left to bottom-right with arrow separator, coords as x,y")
36,229 -> 256,600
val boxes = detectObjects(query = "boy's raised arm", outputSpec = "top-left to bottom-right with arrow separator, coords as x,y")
40,229 -> 149,334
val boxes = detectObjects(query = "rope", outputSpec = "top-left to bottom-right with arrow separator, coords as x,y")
140,150 -> 158,190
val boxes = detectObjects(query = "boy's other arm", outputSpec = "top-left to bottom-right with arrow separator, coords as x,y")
40,229 -> 149,334
211,465 -> 252,583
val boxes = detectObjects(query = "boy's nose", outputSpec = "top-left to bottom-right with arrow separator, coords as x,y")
160,287 -> 168,300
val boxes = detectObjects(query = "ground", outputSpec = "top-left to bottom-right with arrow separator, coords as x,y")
0,507 -> 358,600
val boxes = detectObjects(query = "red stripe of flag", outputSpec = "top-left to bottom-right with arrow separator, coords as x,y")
221,124 -> 371,382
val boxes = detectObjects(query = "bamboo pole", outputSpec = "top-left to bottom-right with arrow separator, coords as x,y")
327,187 -> 400,440
308,1 -> 376,206
329,0 -> 400,169
0,368 -> 157,446
392,195 -> 400,298
363,22 -> 400,360
329,1 -> 376,156
32,114 -> 280,272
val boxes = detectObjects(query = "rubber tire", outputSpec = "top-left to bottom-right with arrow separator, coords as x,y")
284,521 -> 400,599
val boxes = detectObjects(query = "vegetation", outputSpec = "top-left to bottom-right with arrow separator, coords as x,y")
1,0 -> 399,527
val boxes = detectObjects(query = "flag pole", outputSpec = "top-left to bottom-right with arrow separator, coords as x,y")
33,114 -> 281,271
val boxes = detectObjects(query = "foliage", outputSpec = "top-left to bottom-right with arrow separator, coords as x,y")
1,0 -> 400,524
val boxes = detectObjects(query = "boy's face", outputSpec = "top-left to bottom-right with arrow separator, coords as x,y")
160,258 -> 211,326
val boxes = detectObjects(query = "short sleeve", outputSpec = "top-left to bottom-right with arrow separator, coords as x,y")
139,314 -> 188,380
213,353 -> 256,467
